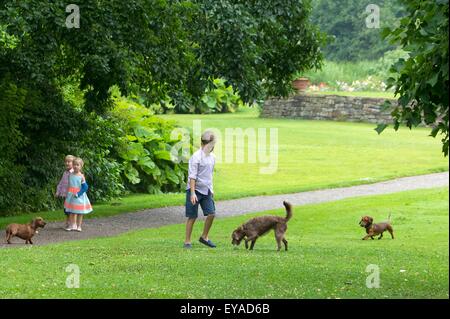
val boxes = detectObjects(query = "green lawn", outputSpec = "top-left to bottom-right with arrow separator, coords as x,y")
0,187 -> 447,298
0,107 -> 447,228
161,107 -> 447,199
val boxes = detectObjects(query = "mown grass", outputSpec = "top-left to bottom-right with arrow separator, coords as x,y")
0,187 -> 447,299
161,107 -> 447,198
0,107 -> 447,229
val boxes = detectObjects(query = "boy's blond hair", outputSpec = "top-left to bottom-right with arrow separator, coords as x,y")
65,155 -> 76,162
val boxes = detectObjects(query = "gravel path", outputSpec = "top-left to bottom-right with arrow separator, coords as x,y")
1,172 -> 447,248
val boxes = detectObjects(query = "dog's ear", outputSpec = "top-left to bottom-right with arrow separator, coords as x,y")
369,217 -> 373,223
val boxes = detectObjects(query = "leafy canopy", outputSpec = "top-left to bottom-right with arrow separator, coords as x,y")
0,0 -> 324,112
379,0 -> 449,155
311,0 -> 405,61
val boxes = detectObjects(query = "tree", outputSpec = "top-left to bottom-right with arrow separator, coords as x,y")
190,0 -> 324,102
1,0 -> 324,112
311,0 -> 405,61
379,0 -> 449,155
0,0 -> 324,212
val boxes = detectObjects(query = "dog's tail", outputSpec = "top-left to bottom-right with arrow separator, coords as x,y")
283,201 -> 293,222
387,213 -> 392,223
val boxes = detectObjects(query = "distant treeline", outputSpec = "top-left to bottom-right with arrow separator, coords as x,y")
312,0 -> 405,61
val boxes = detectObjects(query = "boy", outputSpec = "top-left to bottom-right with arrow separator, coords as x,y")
184,131 -> 217,249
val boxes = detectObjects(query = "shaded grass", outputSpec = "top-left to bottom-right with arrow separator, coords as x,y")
0,187 -> 448,299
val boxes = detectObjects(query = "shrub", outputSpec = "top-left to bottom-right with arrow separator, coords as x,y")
0,79 -> 126,214
137,78 -> 246,114
78,115 -> 125,202
199,78 -> 244,113
0,79 -> 84,214
0,80 -> 27,214
111,98 -> 190,194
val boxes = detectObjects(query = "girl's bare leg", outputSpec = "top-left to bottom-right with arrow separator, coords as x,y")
76,215 -> 83,228
69,214 -> 77,228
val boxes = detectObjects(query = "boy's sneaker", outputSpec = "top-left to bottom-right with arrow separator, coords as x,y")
183,243 -> 192,249
75,226 -> 82,232
199,237 -> 216,248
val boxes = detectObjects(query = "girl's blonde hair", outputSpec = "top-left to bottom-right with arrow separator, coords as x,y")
65,155 -> 76,162
73,157 -> 84,168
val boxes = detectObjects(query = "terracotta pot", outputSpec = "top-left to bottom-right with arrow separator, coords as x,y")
292,77 -> 310,91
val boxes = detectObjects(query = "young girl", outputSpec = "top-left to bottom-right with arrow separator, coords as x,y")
64,157 -> 93,231
55,155 -> 75,228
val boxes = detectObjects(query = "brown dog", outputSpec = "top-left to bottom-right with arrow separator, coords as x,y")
359,214 -> 394,240
5,217 -> 46,244
231,201 -> 292,251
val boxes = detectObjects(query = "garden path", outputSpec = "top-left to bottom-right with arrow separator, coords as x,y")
1,172 -> 447,248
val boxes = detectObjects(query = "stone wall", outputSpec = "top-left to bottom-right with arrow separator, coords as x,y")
261,94 -> 396,123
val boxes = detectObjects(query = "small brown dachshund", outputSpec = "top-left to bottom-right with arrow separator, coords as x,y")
231,201 -> 292,251
359,214 -> 394,240
5,217 -> 47,244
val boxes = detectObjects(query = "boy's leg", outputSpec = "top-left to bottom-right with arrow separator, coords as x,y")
199,190 -> 216,242
185,190 -> 199,245
201,215 -> 215,241
185,218 -> 196,244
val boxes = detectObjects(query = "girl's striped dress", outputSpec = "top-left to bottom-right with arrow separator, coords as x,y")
64,173 -> 93,214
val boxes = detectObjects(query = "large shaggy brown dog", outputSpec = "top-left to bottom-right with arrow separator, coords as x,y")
231,201 -> 292,251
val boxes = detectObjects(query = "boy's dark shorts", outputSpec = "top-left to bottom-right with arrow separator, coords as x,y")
185,189 -> 215,218
64,208 -> 70,216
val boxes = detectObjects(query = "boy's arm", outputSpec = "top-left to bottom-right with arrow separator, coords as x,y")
189,178 -> 196,193
188,156 -> 199,204
189,179 -> 198,205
